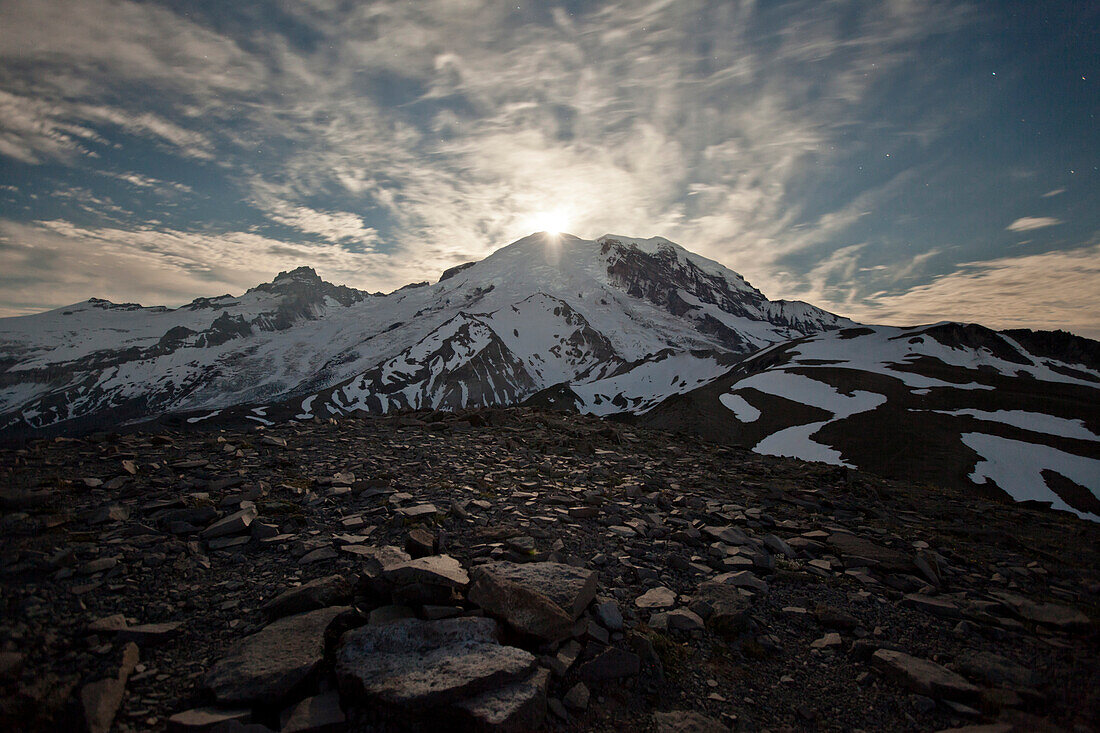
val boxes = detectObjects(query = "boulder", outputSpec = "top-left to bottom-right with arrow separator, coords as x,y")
826,533 -> 913,573
468,569 -> 574,642
635,586 -> 676,610
871,649 -> 980,700
454,666 -> 550,731
469,562 -> 597,618
689,581 -> 751,637
336,617 -> 535,709
205,606 -> 348,706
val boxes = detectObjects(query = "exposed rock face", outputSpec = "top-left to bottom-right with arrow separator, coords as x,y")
204,606 -> 349,706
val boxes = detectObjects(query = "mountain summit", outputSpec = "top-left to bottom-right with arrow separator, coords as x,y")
0,233 -> 847,438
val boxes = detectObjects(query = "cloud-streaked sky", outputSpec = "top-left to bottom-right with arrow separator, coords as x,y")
1,0 -> 1097,336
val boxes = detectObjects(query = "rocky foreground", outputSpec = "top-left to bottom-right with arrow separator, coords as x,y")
0,408 -> 1097,732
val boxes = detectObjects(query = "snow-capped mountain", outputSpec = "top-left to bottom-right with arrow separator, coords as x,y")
642,323 -> 1100,521
0,233 -> 848,438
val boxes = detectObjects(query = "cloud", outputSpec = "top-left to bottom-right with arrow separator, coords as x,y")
838,243 -> 1100,339
1041,188 -> 1066,198
0,218 -> 426,317
1007,216 -> 1062,232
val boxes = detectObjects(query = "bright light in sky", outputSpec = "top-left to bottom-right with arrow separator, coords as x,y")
525,210 -> 572,237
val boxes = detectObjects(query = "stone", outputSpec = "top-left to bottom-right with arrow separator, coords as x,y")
712,570 -> 767,593
562,681 -> 590,712
954,650 -> 1041,688
652,710 -> 729,733
397,503 -> 439,519
88,613 -> 128,633
117,621 -> 182,646
635,586 -> 677,609
261,575 -> 351,620
702,526 -> 750,546
356,545 -> 412,577
810,632 -> 842,650
579,646 -> 640,682
299,547 -> 339,564
205,606 -> 349,706
902,593 -> 961,619
593,600 -> 624,632
547,639 -> 582,677
405,528 -> 438,558
469,562 -> 598,619
383,554 -> 470,589
336,617 -> 535,709
652,608 -> 705,633
454,666 -> 550,731
871,649 -> 980,700
991,592 -> 1091,630
826,533 -> 913,573
280,691 -> 345,733
689,581 -> 751,638
468,567 -> 574,642
167,707 -> 251,733
81,557 -> 119,575
763,534 -> 794,557
201,505 -> 258,540
209,535 -> 251,551
81,642 -> 139,733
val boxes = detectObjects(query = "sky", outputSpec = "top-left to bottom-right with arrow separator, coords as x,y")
0,0 -> 1097,337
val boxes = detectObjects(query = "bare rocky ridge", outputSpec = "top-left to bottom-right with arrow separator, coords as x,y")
0,408 -> 1097,732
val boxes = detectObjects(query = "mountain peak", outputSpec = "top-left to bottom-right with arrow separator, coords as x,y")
272,265 -> 321,283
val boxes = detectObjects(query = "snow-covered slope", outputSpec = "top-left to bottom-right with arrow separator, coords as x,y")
0,232 -> 849,437
643,324 -> 1100,521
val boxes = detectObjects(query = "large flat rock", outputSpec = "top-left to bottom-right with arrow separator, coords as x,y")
468,563 -> 587,642
826,533 -> 913,573
336,617 -> 535,709
205,606 -> 349,706
382,554 -> 470,589
871,649 -> 980,700
469,562 -> 597,619
453,667 -> 549,732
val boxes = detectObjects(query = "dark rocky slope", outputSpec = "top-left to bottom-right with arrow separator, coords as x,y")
0,408 -> 1097,732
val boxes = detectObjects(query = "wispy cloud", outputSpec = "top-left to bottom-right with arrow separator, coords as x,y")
1007,216 -> 1063,232
841,243 -> 1100,339
0,0 -> 1095,339
1041,188 -> 1066,198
